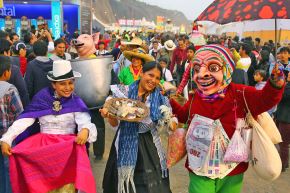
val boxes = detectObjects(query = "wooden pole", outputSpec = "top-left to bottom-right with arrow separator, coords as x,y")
275,18 -> 277,61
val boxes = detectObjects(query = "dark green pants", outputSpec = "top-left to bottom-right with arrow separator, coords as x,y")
90,109 -> 105,157
189,172 -> 244,193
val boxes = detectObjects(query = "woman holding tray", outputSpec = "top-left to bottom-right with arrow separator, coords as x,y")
100,61 -> 177,193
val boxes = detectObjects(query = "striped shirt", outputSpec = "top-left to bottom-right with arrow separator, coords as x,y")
0,85 -> 23,137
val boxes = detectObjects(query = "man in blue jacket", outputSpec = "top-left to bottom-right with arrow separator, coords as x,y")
25,40 -> 53,99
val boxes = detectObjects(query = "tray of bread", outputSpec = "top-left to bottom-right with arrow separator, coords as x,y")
104,98 -> 149,122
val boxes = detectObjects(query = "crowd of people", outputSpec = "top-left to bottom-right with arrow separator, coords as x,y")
0,22 -> 289,193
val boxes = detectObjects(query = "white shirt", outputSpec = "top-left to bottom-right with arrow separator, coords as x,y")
0,112 -> 97,146
96,49 -> 109,56
162,68 -> 173,82
183,60 -> 190,100
50,53 -> 72,61
237,57 -> 252,72
47,41 -> 55,53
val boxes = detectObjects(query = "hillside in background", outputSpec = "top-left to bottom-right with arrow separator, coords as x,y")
93,0 -> 190,26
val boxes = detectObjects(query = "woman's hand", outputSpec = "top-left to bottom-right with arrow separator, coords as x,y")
169,121 -> 177,132
1,142 -> 12,156
76,128 -> 89,145
99,108 -> 119,127
99,108 -> 109,118
169,92 -> 180,99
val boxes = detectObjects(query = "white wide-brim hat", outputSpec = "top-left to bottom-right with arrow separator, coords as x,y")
47,60 -> 81,81
164,40 -> 176,51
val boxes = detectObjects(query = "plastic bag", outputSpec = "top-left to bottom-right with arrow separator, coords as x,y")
257,112 -> 282,144
241,126 -> 253,162
248,113 -> 282,181
224,128 -> 248,163
167,128 -> 187,168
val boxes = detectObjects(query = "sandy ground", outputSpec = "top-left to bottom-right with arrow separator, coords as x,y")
89,124 -> 290,193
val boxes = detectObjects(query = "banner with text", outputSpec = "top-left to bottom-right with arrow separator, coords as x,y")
156,16 -> 165,31
51,1 -> 62,39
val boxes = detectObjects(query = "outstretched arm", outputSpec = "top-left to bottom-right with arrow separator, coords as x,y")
1,118 -> 35,156
177,63 -> 192,94
170,95 -> 192,124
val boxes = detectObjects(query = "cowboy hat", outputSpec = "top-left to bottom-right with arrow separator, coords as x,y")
123,48 -> 154,63
47,60 -> 81,81
121,37 -> 143,46
164,40 -> 176,51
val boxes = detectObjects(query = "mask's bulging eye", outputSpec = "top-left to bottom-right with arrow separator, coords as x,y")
208,63 -> 222,72
193,64 -> 201,73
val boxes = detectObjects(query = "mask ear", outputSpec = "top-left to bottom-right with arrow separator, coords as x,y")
92,32 -> 100,45
3,70 -> 10,79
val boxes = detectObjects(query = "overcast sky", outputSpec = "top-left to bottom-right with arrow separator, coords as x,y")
140,0 -> 214,20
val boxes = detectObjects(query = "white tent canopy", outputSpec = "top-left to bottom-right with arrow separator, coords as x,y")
200,19 -> 290,36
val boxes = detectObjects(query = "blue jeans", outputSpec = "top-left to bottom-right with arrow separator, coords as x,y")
0,151 -> 12,193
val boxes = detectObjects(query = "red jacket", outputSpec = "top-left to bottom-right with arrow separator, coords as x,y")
19,56 -> 27,76
170,47 -> 187,73
170,81 -> 284,176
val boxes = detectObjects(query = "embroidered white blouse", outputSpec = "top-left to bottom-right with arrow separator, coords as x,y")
0,112 -> 97,146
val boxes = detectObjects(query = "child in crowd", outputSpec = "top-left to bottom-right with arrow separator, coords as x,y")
149,40 -> 160,60
0,56 -> 23,193
269,47 -> 290,77
10,41 -> 27,76
96,41 -> 108,56
254,69 -> 267,90
159,57 -> 173,83
176,45 -> 196,99
254,69 -> 276,116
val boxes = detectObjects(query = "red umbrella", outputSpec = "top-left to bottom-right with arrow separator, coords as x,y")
198,0 -> 290,24
197,0 -> 290,58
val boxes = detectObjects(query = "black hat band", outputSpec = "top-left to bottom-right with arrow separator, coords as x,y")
49,69 -> 74,80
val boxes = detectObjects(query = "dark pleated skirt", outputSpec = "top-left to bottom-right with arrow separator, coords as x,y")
102,131 -> 172,193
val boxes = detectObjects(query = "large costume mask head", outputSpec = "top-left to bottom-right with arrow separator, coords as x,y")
72,33 -> 99,59
192,44 -> 235,96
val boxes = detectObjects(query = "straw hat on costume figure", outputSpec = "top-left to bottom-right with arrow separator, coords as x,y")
121,37 -> 143,46
123,47 -> 154,63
